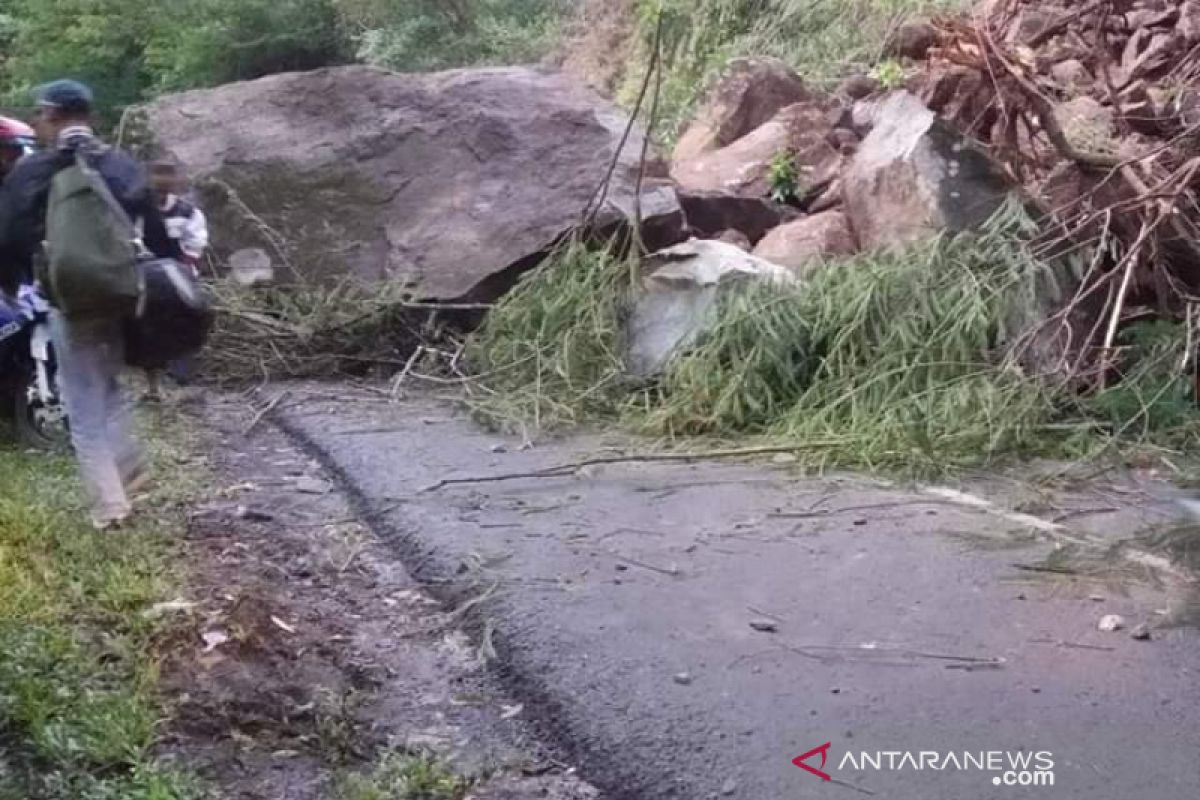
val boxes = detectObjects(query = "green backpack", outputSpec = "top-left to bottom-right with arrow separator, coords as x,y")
42,149 -> 141,318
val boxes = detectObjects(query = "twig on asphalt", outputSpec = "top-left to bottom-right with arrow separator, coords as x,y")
1029,637 -> 1115,652
611,553 -> 681,578
419,443 -> 843,492
244,390 -> 291,435
747,605 -> 787,623
830,776 -> 877,796
778,642 -> 1005,667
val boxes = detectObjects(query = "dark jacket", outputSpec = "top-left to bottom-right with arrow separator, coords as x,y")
0,135 -> 176,295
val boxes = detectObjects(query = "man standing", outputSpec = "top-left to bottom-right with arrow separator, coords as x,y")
0,80 -> 171,529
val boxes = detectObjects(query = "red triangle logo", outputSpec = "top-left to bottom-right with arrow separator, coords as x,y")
793,742 -> 833,782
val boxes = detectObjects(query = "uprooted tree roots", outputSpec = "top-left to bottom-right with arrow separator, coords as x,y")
917,0 -> 1200,387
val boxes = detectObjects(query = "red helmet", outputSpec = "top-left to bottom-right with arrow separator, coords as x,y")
0,116 -> 35,149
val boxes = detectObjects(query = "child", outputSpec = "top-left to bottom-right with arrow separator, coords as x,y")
144,158 -> 209,401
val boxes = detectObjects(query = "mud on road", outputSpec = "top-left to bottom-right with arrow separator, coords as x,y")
157,392 -> 596,800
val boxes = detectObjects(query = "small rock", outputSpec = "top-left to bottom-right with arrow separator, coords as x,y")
1089,594 -> 1106,602
839,74 -> 881,100
715,229 -> 753,252
615,563 -> 629,572
489,443 -> 508,454
143,598 -> 198,619
228,248 -> 275,287
201,629 -> 230,653
1098,614 -> 1126,632
886,21 -> 938,60
721,777 -> 738,796
235,504 -> 274,522
1050,59 -> 1093,88
1131,624 -> 1153,641
749,620 -> 779,633
295,476 -> 332,495
831,687 -> 842,695
674,672 -> 694,686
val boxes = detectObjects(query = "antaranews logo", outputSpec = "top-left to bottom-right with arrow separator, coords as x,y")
794,743 -> 1055,788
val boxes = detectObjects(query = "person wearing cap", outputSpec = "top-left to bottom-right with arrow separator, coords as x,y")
0,79 -> 175,530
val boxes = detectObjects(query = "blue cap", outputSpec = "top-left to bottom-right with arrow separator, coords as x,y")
34,80 -> 94,115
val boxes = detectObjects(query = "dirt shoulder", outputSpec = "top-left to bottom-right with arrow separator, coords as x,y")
157,391 -> 596,800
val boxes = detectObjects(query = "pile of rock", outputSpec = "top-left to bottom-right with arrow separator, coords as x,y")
646,0 -> 1200,384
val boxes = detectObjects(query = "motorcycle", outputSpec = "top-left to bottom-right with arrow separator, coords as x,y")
0,284 -> 69,450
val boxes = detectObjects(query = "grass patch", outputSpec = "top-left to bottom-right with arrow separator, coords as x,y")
467,216 -> 1200,477
466,240 -> 633,430
628,0 -> 962,141
334,752 -> 470,800
0,419 -> 204,799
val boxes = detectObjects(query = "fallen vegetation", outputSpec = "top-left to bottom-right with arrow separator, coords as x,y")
466,215 -> 1200,477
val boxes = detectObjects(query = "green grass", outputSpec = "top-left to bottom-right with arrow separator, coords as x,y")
628,0 -> 961,141
0,423 -> 204,799
466,212 -> 1200,477
467,239 -> 633,430
334,752 -> 470,800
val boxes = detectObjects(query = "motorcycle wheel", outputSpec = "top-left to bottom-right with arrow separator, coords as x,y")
13,360 -> 69,451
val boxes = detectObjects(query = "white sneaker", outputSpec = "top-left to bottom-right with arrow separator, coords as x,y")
91,508 -> 132,531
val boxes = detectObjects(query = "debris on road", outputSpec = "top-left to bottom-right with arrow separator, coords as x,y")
1131,623 -> 1153,641
1099,614 -> 1127,632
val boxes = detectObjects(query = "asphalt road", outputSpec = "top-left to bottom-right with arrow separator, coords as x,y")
279,391 -> 1200,800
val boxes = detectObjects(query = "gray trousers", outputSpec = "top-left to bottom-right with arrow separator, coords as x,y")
50,311 -> 142,520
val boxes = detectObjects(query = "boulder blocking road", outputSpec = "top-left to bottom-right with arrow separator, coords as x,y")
278,390 -> 1200,800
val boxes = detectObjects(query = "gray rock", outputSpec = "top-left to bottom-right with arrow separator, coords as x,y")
625,239 -> 796,378
752,211 -> 857,277
841,91 -> 1014,251
672,101 -> 841,198
673,58 -> 814,164
141,65 -> 684,302
228,248 -> 274,287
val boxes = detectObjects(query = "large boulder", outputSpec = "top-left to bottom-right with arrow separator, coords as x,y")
625,239 -> 796,377
841,91 -> 1014,250
752,212 -> 857,277
672,58 -> 814,164
671,101 -> 842,198
139,65 -> 685,301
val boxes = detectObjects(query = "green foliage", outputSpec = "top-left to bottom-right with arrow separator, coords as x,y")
767,149 -> 799,204
1086,321 -> 1200,445
872,58 -> 908,89
466,239 -> 633,430
640,215 -> 1071,474
335,753 -> 470,800
467,205 -> 1200,475
340,0 -> 570,72
631,0 -> 959,140
0,0 -> 351,123
0,0 -> 574,123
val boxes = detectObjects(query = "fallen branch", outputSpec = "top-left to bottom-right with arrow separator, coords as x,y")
419,443 -> 844,492
244,390 -> 290,435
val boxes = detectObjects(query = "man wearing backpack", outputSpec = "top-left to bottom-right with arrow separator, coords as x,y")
0,80 -> 174,529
